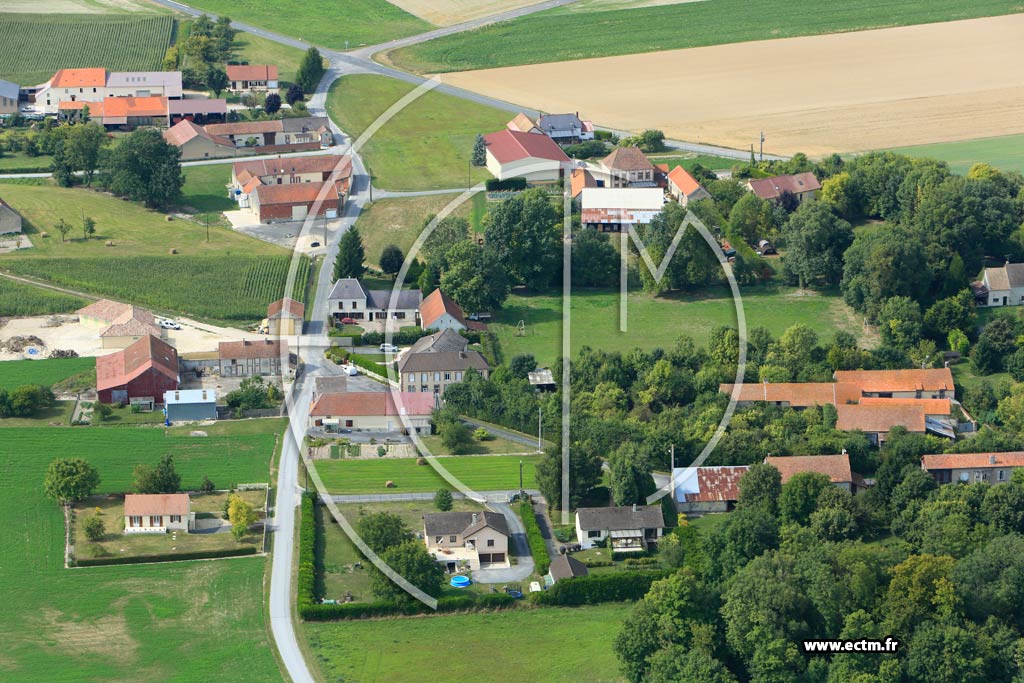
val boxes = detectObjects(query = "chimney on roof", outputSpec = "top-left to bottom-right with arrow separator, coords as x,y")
990,455 -> 997,465
459,351 -> 466,359
471,513 -> 477,525
842,448 -> 848,455
174,391 -> 180,400
632,503 -> 637,512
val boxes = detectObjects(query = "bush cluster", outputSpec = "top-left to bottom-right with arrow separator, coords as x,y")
530,570 -> 667,606
76,546 -> 257,567
520,500 -> 551,575
484,177 -> 527,192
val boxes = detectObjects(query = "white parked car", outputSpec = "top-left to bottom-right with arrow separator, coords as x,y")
379,343 -> 399,353
343,365 -> 359,376
158,319 -> 182,330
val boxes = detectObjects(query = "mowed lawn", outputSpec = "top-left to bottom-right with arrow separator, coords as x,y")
888,133 -> 1024,174
0,14 -> 172,85
645,153 -> 744,173
232,31 -> 305,84
304,603 -> 630,683
0,357 -> 94,391
0,183 -> 309,322
183,0 -> 430,50
314,454 -> 540,494
388,0 -> 1024,72
356,192 -> 475,265
0,425 -> 283,682
496,286 -> 867,367
181,163 -> 235,214
327,75 -> 510,191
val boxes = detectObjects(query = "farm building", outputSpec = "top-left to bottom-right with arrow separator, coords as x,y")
163,389 -> 217,422
974,261 -> 1024,307
166,98 -> 227,125
267,297 -> 305,335
719,381 -> 862,408
231,155 -> 351,198
0,79 -> 19,116
673,465 -> 750,514
536,112 -> 594,144
835,403 -> 932,445
231,155 -> 352,223
58,95 -> 226,129
248,181 -> 346,223
218,339 -> 293,377
205,116 -> 331,150
666,166 -> 710,206
597,147 -> 656,188
764,454 -> 859,493
921,451 -> 1024,485
95,334 -> 179,408
832,368 -> 954,399
506,112 -> 542,134
76,299 -> 164,348
575,505 -> 663,552
483,129 -> 570,183
423,511 -> 510,571
124,493 -> 194,534
163,119 -> 236,160
34,68 -> 183,114
580,187 -> 664,232
309,390 -> 435,433
0,197 -> 23,234
326,278 -> 422,326
398,329 -> 490,395
747,172 -> 821,203
226,64 -> 279,92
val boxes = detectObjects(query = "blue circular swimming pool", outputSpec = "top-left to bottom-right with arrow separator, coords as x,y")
450,575 -> 471,588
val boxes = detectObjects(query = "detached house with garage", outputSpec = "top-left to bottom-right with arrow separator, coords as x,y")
226,64 -> 278,92
124,493 -> 194,534
423,511 -> 510,571
536,112 -> 595,144
575,504 -> 664,552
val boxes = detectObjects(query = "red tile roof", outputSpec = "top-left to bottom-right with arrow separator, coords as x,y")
921,451 -> 1024,471
419,289 -> 467,329
124,493 -> 190,517
835,403 -> 927,434
232,155 -> 351,181
482,129 -> 570,165
765,454 -> 853,484
684,466 -> 749,503
60,96 -> 167,119
268,297 -> 305,319
163,119 -> 233,148
50,68 -> 107,88
667,165 -> 703,196
253,181 -> 344,206
833,368 -> 954,394
720,382 -> 862,407
77,299 -> 132,324
310,391 -> 436,417
859,397 -> 951,415
218,339 -> 289,360
226,64 -> 278,82
95,335 -> 179,391
601,146 -> 654,172
570,167 -> 597,198
748,172 -> 822,200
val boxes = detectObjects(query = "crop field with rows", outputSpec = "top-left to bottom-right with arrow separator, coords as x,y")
0,277 -> 87,317
0,14 -> 174,86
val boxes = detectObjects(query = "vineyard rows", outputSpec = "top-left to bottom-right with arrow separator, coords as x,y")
0,15 -> 173,86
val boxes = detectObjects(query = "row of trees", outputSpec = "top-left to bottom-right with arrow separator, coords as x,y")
0,384 -> 55,418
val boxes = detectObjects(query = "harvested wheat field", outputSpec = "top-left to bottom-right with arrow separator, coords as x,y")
387,0 -> 547,25
439,14 -> 1024,155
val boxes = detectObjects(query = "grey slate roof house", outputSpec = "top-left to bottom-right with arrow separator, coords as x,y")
575,504 -> 664,552
327,278 -> 422,325
537,112 -> 594,144
976,262 -> 1024,307
398,329 -> 489,395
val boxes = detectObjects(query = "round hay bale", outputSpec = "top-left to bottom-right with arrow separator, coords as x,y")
165,215 -> 173,222
168,248 -> 177,255
384,480 -> 396,489
40,231 -> 49,238
416,457 -> 427,466
105,240 -> 114,247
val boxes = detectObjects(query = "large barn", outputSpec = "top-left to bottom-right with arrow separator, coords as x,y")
95,335 -> 180,409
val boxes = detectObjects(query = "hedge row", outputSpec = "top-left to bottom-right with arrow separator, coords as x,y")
485,177 -> 527,191
297,493 -> 318,611
531,570 -> 667,606
358,328 -> 482,347
76,546 -> 258,567
520,500 -> 550,575
301,592 -> 517,621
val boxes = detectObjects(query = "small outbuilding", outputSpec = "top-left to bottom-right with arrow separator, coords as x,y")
546,554 -> 589,585
164,388 -> 217,422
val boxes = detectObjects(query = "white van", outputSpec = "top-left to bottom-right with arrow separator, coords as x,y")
379,344 -> 399,353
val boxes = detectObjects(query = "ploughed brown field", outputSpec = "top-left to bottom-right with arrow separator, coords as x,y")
438,14 -> 1024,155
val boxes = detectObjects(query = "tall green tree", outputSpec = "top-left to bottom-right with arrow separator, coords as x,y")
102,128 -> 183,209
334,226 -> 366,280
736,462 -> 781,515
877,296 -> 923,350
206,66 -> 229,97
356,512 -> 412,553
439,241 -> 509,313
421,215 -> 469,268
65,122 -> 107,186
471,133 -> 486,166
43,458 -> 100,505
296,47 -> 325,93
133,454 -> 180,494
535,442 -> 603,511
369,540 -> 444,603
483,188 -> 561,287
778,471 -> 832,525
781,200 -> 852,288
379,244 -> 404,280
607,442 -> 655,506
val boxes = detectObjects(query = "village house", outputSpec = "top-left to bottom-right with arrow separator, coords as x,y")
536,112 -> 595,144
218,339 -> 292,377
204,116 -> 331,150
226,64 -> 279,92
575,504 -> 664,552
483,128 -> 570,183
124,493 -> 194,534
673,465 -> 750,514
231,155 -> 352,223
580,187 -> 665,232
747,172 -> 821,204
920,451 -> 1024,484
835,403 -> 933,445
248,182 -> 346,223
546,554 -> 589,586
231,155 -> 352,193
164,389 -> 218,422
267,298 -> 305,336
0,197 -> 23,234
833,368 -> 954,399
76,299 -> 164,349
597,147 -> 656,188
423,511 -> 510,571
764,454 -> 859,493
326,278 -> 422,326
506,112 -> 542,134
95,334 -> 179,409
59,96 -> 227,129
398,329 -> 489,395
163,119 -> 236,160
666,166 -> 711,206
309,390 -> 435,433
570,167 -> 599,199
720,381 -> 862,408
0,79 -> 19,116
973,261 -> 1024,307
419,289 -> 470,332
34,68 -> 183,114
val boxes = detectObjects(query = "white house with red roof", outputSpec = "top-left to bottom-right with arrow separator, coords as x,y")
34,68 -> 183,114
419,289 -> 468,332
666,166 -> 711,206
483,129 -> 570,183
124,493 -> 194,533
309,391 -> 436,433
226,64 -> 278,92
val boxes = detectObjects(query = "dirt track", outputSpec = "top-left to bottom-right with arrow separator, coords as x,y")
439,14 -> 1024,155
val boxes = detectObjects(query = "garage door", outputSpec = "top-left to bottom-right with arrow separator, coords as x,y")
491,553 -> 505,563
479,553 -> 505,564
291,205 -> 308,220
479,553 -> 492,564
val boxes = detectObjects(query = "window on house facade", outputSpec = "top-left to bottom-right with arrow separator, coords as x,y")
487,539 -> 494,547
170,515 -> 181,523
455,372 -> 462,381
444,373 -> 451,381
433,372 -> 441,381
449,535 -> 457,542
435,536 -> 442,543
421,373 -> 428,383
998,470 -> 1006,481
588,530 -> 601,538
151,516 -> 162,526
130,515 -> 142,527
345,419 -> 353,427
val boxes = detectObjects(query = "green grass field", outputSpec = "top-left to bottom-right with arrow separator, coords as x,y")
181,163 -> 235,214
496,286 -> 867,367
0,277 -> 87,317
0,153 -> 54,172
0,14 -> 173,85
314,454 -> 540,494
387,0 -> 1024,73
183,0 -> 430,51
0,184 -> 310,321
304,603 -> 630,682
356,193 -> 474,266
327,75 -> 510,191
0,424 -> 283,681
887,134 -> 1024,175
645,153 -> 746,173
0,357 -> 94,390
232,31 -> 306,84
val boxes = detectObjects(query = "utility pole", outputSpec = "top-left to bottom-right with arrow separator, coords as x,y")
669,443 -> 675,471
537,406 -> 542,453
519,459 -> 524,499
760,131 -> 765,161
